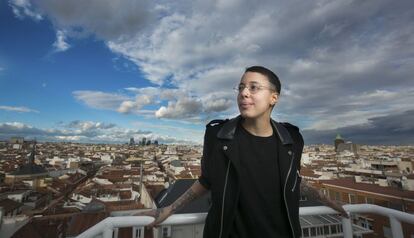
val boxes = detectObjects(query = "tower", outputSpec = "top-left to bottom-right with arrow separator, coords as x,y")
334,134 -> 344,152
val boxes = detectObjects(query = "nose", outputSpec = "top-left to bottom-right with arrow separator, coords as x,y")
239,87 -> 250,97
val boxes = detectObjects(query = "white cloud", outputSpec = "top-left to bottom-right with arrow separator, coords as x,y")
3,122 -> 29,129
53,30 -> 70,52
16,0 -> 414,142
54,135 -> 84,141
74,87 -> 235,121
117,94 -> 154,114
73,90 -> 129,110
201,92 -> 234,113
117,101 -> 135,114
302,89 -> 414,130
0,105 -> 39,113
203,98 -> 233,113
9,0 -> 43,21
0,120 -> 195,144
28,0 -> 154,40
155,97 -> 203,119
66,120 -> 116,130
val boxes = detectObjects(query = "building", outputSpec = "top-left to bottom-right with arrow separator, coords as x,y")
334,134 -> 345,152
4,143 -> 48,187
129,138 -> 135,146
315,177 -> 414,237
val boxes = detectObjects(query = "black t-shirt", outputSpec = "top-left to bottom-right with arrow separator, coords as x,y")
229,123 -> 291,238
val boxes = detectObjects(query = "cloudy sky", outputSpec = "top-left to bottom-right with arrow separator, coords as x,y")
0,0 -> 413,145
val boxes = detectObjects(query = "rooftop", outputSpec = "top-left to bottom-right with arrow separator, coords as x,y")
321,177 -> 414,200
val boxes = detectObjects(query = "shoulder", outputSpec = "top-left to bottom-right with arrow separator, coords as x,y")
206,119 -> 229,128
280,122 -> 300,131
204,118 -> 230,138
280,122 -> 304,146
202,119 -> 229,149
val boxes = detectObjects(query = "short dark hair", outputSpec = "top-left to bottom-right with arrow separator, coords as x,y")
245,66 -> 281,94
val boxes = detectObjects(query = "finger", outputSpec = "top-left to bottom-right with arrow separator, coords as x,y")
342,211 -> 350,218
338,208 -> 349,218
341,213 -> 349,218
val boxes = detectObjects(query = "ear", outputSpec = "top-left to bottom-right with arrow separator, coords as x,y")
271,93 -> 279,105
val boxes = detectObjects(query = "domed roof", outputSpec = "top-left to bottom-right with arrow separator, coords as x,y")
10,142 -> 47,176
335,133 -> 344,140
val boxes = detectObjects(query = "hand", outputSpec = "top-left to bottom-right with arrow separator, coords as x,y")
134,206 -> 173,229
319,193 -> 349,218
300,181 -> 349,218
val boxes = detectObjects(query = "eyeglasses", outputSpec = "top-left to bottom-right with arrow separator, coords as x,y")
233,83 -> 276,94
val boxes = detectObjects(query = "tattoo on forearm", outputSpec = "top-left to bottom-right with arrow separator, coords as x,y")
171,188 -> 198,213
300,179 -> 347,216
154,207 -> 164,220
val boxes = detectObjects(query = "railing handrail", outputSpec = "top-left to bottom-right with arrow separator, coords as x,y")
77,204 -> 414,238
300,204 -> 414,224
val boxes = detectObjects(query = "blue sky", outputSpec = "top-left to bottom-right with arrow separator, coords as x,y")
0,0 -> 413,145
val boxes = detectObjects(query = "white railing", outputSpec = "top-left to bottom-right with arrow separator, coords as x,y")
77,204 -> 414,238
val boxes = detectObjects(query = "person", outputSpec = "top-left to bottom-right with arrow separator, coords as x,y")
136,66 -> 348,238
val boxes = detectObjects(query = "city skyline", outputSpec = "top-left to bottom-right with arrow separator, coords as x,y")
1,0 -> 414,145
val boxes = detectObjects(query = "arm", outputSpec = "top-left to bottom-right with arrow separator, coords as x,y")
300,179 -> 349,218
137,126 -> 213,228
286,125 -> 348,217
135,180 -> 209,228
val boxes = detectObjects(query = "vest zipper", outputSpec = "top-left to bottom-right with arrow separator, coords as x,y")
291,170 -> 301,192
219,162 -> 231,238
284,151 -> 296,237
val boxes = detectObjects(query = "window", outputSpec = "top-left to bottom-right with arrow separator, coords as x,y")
388,202 -> 403,211
349,194 -> 356,204
302,228 -> 309,237
331,225 -> 337,234
310,227 -> 316,236
318,227 -> 323,235
162,226 -> 171,238
383,226 -> 392,238
323,225 -> 330,235
365,197 -> 373,204
335,191 -> 341,201
360,219 -> 373,230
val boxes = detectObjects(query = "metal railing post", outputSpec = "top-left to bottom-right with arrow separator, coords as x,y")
114,228 -> 118,238
341,216 -> 353,238
389,216 -> 404,238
